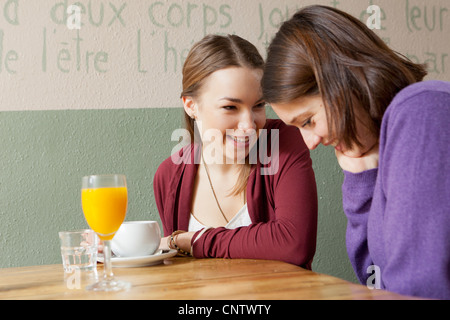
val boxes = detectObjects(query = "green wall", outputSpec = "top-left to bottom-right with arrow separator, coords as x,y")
0,107 -> 357,283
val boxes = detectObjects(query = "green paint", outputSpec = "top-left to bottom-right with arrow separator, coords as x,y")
0,108 -> 180,269
257,3 -> 299,42
41,28 -> 109,73
87,0 -> 104,27
50,0 -> 69,25
0,29 -> 18,74
108,2 -> 126,27
57,47 -> 70,73
406,0 -> 448,32
406,51 -> 448,74
202,4 -> 217,36
167,3 -> 184,28
147,1 -> 231,35
0,107 -> 356,283
164,31 -> 177,73
50,0 -> 127,27
42,28 -> 47,72
219,5 -> 232,29
137,29 -> 147,73
3,0 -> 19,26
148,2 -> 165,28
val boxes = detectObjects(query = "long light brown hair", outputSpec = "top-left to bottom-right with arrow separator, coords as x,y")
181,34 -> 265,196
262,5 -> 427,150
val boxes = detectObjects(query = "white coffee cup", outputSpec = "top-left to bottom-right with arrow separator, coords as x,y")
111,221 -> 161,257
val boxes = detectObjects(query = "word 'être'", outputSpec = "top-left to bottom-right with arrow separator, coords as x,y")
42,28 -> 108,73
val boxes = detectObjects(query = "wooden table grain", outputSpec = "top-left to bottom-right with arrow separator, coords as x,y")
0,257 -> 415,300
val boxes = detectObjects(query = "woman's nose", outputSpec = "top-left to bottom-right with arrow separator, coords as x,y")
238,113 -> 256,132
299,128 -> 321,150
238,122 -> 254,132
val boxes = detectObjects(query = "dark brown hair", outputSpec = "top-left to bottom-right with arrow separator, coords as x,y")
181,34 -> 264,195
262,5 -> 427,149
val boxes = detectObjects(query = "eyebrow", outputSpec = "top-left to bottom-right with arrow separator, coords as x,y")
219,97 -> 265,104
220,97 -> 243,103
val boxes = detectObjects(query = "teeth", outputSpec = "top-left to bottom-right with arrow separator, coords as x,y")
233,136 -> 248,143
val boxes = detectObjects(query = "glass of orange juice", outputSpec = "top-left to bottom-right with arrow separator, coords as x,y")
81,174 -> 131,291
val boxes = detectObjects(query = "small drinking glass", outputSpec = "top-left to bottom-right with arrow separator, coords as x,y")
59,229 -> 98,273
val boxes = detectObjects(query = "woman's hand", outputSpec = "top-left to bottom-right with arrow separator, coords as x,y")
335,143 -> 379,173
159,236 -> 170,250
159,232 -> 195,252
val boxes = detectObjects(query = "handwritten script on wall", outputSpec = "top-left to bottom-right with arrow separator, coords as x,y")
0,0 -> 448,111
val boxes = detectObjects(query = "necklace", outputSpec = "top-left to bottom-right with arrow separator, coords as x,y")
201,151 -> 229,223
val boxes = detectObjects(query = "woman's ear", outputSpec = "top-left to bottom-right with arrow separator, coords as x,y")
182,96 -> 197,119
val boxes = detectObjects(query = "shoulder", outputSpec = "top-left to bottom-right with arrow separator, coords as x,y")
387,81 -> 450,118
154,155 -> 177,180
392,80 -> 450,103
154,144 -> 195,190
153,156 -> 176,194
382,81 -> 450,135
380,81 -> 450,158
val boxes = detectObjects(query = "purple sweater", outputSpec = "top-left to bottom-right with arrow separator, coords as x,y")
343,81 -> 450,299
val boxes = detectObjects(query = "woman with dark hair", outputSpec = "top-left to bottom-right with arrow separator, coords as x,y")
154,34 -> 318,267
262,5 -> 449,299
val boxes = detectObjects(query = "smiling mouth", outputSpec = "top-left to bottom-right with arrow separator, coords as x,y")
226,135 -> 253,146
231,136 -> 249,143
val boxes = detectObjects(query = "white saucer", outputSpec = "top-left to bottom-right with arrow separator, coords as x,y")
98,249 -> 177,268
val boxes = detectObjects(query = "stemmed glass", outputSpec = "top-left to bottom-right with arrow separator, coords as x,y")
81,174 -> 131,291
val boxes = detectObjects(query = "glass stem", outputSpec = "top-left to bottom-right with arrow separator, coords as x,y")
103,240 -> 114,281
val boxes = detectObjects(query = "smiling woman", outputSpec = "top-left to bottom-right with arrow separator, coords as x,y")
183,67 -> 266,168
153,34 -> 318,268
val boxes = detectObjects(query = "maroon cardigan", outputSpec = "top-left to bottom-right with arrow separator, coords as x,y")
153,120 -> 318,268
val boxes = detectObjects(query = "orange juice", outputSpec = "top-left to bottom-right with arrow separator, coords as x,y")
81,187 -> 127,240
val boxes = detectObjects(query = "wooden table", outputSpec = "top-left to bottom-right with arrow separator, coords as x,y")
0,257 -> 415,300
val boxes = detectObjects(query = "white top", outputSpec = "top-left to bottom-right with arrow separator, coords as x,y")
188,204 -> 252,232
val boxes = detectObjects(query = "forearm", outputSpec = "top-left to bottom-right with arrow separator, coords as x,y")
160,232 -> 195,254
175,232 -> 195,252
342,168 -> 377,283
192,219 -> 317,267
